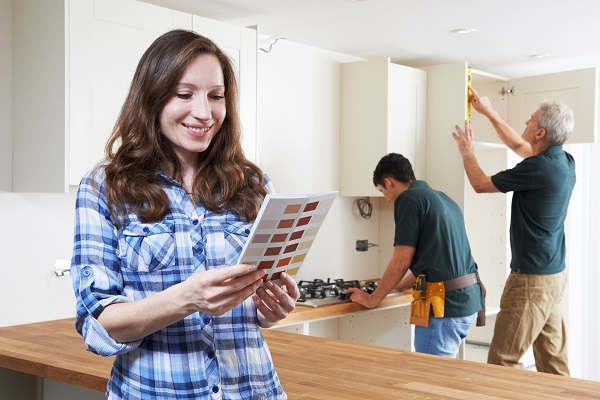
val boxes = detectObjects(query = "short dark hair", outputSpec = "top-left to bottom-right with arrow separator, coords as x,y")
373,153 -> 416,187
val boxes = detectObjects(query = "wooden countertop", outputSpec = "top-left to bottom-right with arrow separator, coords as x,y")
1,318 -> 599,399
0,318 -> 112,391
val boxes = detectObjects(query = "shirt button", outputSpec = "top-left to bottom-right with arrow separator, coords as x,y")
192,219 -> 199,225
245,228 -> 250,234
82,268 -> 91,277
143,226 -> 149,233
212,385 -> 219,393
207,350 -> 215,359
203,316 -> 211,324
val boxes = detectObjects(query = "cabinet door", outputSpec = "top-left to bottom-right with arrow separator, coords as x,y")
12,0 -> 67,192
389,63 -> 428,188
340,58 -> 426,197
193,16 -> 258,162
340,58 -> 391,197
508,68 -> 598,144
424,63 -> 508,205
69,0 -> 192,187
423,62 -> 469,207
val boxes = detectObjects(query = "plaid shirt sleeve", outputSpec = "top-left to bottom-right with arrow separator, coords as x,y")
71,169 -> 142,356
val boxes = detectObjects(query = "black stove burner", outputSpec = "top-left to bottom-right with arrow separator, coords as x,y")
296,278 -> 379,303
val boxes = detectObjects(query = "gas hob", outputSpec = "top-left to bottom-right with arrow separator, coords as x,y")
295,278 -> 379,308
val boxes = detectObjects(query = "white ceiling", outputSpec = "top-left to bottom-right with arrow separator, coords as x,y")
144,0 -> 600,79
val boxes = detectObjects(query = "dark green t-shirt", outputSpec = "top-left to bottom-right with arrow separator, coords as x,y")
394,180 -> 484,318
491,146 -> 575,274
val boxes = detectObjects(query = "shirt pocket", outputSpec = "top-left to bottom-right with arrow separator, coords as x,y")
120,220 -> 176,273
220,218 -> 252,266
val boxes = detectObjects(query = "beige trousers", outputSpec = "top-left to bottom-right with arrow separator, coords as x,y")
487,269 -> 569,376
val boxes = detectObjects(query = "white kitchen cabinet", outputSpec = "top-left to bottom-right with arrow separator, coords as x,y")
340,58 -> 427,197
272,304 -> 413,351
13,0 -> 190,192
12,0 -> 258,192
68,0 -> 193,190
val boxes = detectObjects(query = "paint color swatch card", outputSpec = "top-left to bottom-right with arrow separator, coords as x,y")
238,191 -> 337,283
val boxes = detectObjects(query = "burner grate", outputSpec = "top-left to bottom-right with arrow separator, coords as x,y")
296,278 -> 379,304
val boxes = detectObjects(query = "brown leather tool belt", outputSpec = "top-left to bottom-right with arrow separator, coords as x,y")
443,271 -> 486,327
444,272 -> 479,291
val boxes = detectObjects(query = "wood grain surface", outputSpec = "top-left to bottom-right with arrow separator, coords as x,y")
1,318 -> 599,399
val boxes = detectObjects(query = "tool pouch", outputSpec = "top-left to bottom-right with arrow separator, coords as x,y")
410,274 -> 431,327
426,281 -> 445,318
410,291 -> 431,327
410,275 -> 446,327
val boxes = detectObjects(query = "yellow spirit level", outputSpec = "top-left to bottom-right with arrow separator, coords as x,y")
466,67 -> 472,122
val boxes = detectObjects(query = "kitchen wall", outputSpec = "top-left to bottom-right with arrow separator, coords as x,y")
0,1 -> 386,328
0,191 -> 79,327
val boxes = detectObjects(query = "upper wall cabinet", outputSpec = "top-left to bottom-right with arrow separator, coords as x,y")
13,0 -> 189,192
12,0 -> 258,192
423,62 -> 598,209
68,0 -> 194,190
340,58 -> 427,197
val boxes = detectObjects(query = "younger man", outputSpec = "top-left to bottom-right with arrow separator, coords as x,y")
347,153 -> 485,358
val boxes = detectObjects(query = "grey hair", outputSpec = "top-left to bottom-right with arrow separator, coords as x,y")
537,100 -> 574,145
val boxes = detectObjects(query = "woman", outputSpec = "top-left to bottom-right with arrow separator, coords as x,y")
71,29 -> 298,399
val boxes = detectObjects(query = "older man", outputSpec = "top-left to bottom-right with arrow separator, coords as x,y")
452,87 -> 575,376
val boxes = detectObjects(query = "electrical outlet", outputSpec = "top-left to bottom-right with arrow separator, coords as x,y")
54,259 -> 71,277
356,239 -> 369,251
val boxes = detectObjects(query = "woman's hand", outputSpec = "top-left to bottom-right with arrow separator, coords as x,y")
97,264 -> 266,342
180,263 -> 267,316
252,272 -> 300,328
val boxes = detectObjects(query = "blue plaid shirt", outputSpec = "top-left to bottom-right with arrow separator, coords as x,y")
71,168 -> 286,400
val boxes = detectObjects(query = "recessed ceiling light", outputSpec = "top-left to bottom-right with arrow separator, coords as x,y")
452,28 -> 476,35
530,53 -> 551,59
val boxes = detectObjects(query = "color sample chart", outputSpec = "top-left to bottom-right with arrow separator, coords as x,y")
238,191 -> 337,283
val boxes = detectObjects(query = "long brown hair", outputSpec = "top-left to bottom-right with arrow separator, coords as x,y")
102,29 -> 266,225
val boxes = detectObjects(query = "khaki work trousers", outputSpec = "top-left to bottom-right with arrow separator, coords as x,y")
488,269 -> 569,376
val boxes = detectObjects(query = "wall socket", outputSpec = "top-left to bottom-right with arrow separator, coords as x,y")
54,259 -> 71,277
356,239 -> 369,251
